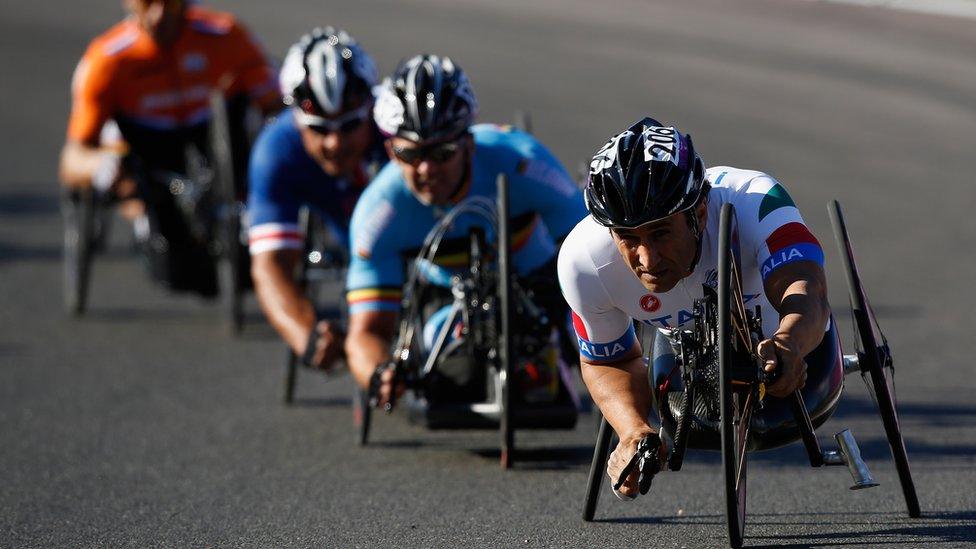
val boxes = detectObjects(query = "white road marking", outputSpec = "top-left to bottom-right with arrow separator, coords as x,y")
798,0 -> 976,20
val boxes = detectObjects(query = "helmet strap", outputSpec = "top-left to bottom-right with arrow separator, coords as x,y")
445,139 -> 473,203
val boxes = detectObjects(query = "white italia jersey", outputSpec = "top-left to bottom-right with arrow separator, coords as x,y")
557,166 -> 825,362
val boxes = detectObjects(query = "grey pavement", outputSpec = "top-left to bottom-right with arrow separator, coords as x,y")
1,0 -> 975,547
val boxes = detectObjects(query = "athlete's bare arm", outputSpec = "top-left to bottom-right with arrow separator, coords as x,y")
58,139 -> 114,189
758,260 -> 830,397
251,249 -> 343,369
345,309 -> 397,400
580,340 -> 655,498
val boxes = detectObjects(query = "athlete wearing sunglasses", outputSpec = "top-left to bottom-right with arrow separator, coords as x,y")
344,55 -> 588,407
386,133 -> 472,205
247,28 -> 387,373
303,104 -> 371,136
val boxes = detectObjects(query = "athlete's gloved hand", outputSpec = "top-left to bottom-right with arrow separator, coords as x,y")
368,360 -> 406,412
757,335 -> 807,398
301,320 -> 346,372
91,152 -> 122,193
608,429 -> 665,500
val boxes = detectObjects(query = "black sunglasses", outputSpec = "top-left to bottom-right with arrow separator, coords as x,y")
392,139 -> 462,165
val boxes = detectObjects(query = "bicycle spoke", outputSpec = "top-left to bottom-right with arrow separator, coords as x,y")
735,392 -> 753,492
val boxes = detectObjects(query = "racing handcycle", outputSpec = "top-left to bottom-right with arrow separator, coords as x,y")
354,174 -> 579,468
580,201 -> 919,548
61,92 -> 254,334
281,205 -> 352,403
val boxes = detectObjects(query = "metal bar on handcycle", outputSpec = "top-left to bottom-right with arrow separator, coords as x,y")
835,429 -> 879,489
420,300 -> 465,377
497,173 -> 515,468
790,390 -> 824,467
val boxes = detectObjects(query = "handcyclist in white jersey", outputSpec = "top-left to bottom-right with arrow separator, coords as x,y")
557,117 -> 830,499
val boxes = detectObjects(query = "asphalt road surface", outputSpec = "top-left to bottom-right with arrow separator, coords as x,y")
2,0 -> 975,547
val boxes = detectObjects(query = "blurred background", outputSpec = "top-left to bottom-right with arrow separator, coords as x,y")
2,0 -> 974,546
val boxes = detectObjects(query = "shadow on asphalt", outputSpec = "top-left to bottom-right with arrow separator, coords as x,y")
470,445 -> 594,470
746,510 -> 976,547
81,306 -> 216,322
0,242 -> 62,263
0,190 -> 60,217
596,510 -> 976,547
287,396 -> 352,408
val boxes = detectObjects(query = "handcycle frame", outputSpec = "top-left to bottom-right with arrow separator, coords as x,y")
581,201 -> 919,548
355,174 -> 577,468
282,205 -> 351,403
61,92 -> 253,330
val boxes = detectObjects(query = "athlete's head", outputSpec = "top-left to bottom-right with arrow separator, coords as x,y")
374,54 -> 478,205
124,0 -> 184,45
280,27 -> 378,177
585,117 -> 710,292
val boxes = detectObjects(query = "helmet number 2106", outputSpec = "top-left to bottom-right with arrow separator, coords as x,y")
643,126 -> 678,165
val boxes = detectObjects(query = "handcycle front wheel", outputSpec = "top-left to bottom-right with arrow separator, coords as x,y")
62,188 -> 97,316
717,203 -> 753,549
829,200 -> 920,518
353,387 -> 372,446
209,91 -> 248,334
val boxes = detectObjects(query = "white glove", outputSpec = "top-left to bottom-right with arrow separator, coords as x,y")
91,152 -> 121,193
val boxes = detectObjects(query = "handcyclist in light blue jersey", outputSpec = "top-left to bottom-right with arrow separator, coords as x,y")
344,54 -> 587,406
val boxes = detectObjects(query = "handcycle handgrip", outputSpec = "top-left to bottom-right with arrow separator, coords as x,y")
761,351 -> 786,387
613,433 -> 663,496
368,360 -> 404,413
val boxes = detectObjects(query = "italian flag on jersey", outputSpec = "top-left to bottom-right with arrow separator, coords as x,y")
757,184 -> 824,280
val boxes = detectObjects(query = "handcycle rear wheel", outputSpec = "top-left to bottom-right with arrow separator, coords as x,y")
829,200 -> 920,518
717,203 -> 752,549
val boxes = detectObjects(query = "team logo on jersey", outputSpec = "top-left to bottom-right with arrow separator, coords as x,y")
181,52 -> 208,73
758,183 -> 796,222
639,294 -> 661,313
354,200 -> 395,259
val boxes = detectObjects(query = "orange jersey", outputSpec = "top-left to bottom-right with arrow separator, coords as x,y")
67,5 -> 277,144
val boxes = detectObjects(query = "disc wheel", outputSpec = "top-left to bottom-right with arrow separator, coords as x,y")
829,200 -> 920,518
62,189 -> 96,316
717,203 -> 756,549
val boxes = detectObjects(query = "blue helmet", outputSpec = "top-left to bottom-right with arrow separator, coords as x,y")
585,117 -> 706,229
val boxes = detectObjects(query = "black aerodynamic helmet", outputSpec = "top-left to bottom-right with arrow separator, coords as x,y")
279,27 -> 378,123
585,117 -> 707,229
373,54 -> 479,142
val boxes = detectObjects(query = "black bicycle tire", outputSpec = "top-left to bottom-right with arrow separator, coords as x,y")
828,200 -> 920,518
354,388 -> 372,446
63,190 -> 95,316
284,349 -> 298,404
582,414 -> 614,521
209,92 -> 246,334
718,203 -> 747,549
497,173 -> 515,469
